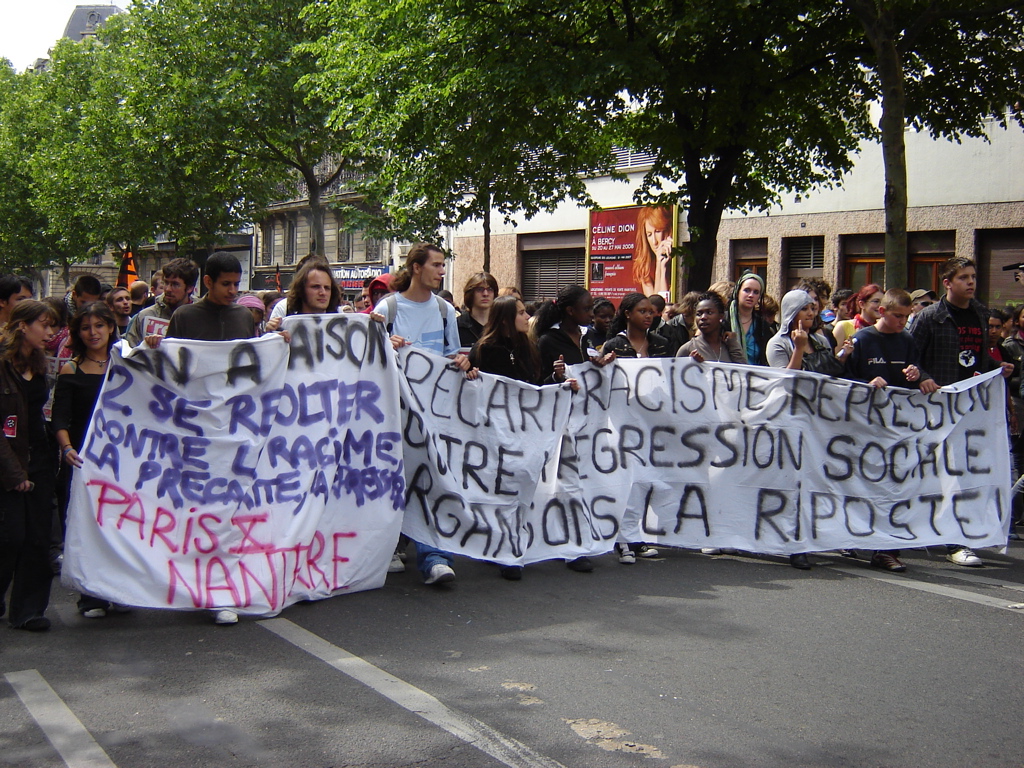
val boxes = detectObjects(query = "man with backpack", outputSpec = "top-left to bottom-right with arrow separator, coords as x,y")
374,243 -> 476,585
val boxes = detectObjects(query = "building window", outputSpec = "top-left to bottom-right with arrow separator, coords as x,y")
908,231 -> 954,294
260,224 -> 272,266
731,238 -> 768,281
521,248 -> 585,303
842,234 -> 884,288
337,229 -> 352,262
284,219 -> 296,265
843,231 -> 954,291
784,236 -> 824,286
978,228 -> 1024,305
365,237 -> 382,263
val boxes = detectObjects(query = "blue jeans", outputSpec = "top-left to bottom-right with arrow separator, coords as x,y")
415,541 -> 454,576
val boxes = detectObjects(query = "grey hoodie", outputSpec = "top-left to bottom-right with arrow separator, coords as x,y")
766,289 -> 822,368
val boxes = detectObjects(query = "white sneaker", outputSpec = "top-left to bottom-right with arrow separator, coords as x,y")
946,547 -> 982,567
388,552 -> 406,573
214,609 -> 239,625
424,564 -> 455,585
81,608 -> 106,619
617,543 -> 636,564
701,547 -> 722,555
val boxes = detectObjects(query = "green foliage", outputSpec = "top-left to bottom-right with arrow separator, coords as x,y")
0,56 -> 98,273
120,0 -> 369,254
307,0 -> 873,287
304,0 -> 617,244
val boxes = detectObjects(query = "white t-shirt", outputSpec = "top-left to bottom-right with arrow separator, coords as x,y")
269,299 -> 341,321
376,292 -> 460,357
269,299 -> 288,321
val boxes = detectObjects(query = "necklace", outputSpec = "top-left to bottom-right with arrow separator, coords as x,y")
86,355 -> 109,367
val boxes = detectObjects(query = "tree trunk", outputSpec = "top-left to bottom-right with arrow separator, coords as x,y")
684,208 -> 716,293
683,155 -> 741,293
304,167 -> 326,258
875,31 -> 908,289
481,182 -> 491,274
847,0 -> 907,290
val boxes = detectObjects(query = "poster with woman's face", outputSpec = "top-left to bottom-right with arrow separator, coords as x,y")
587,205 -> 676,305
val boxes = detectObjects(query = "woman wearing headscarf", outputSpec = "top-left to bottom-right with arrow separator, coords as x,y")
728,272 -> 776,366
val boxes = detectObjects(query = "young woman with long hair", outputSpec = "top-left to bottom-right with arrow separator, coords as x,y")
632,206 -> 674,296
470,295 -> 578,579
0,300 -> 59,631
458,272 -> 499,348
832,283 -> 883,349
600,293 -> 668,565
727,273 -> 777,366
470,295 -> 544,385
52,303 -> 123,617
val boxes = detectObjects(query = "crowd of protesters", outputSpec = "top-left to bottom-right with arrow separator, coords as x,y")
0,250 -> 1020,633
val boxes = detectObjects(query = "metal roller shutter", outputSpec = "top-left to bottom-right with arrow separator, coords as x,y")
521,248 -> 586,303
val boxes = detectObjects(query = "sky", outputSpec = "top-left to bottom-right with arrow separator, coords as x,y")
0,1 -> 121,72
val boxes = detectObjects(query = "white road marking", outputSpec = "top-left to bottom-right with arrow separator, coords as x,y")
4,669 -> 117,768
827,564 -> 1024,612
259,618 -> 566,768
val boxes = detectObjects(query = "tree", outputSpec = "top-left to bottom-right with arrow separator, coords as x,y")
305,0 -> 616,269
309,0 -> 872,290
0,56 -> 99,283
844,0 -> 1024,288
121,0 -> 370,258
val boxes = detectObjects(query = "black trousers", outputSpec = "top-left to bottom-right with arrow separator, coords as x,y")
0,473 -> 56,626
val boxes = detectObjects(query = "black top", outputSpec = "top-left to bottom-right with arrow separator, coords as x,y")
470,341 -> 542,384
944,299 -> 984,379
52,362 -> 104,451
457,313 -> 484,348
582,327 -> 608,352
19,373 -> 50,473
537,326 -> 588,375
844,327 -> 928,388
602,330 -> 673,359
166,298 -> 255,342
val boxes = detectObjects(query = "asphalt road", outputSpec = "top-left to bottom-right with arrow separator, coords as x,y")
2,542 -> 1022,768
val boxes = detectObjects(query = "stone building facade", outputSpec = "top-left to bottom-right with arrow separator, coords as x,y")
451,121 -> 1024,308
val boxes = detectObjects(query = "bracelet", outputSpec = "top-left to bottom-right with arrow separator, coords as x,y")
61,446 -> 74,455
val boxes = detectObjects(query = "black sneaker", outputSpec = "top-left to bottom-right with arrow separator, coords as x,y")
566,557 -> 594,572
15,617 -> 50,632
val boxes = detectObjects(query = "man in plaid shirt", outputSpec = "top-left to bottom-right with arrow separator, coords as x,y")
911,256 -> 1014,566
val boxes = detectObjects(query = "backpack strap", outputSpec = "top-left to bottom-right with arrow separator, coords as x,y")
382,293 -> 399,335
434,294 -> 449,335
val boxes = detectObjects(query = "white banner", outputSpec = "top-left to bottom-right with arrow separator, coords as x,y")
62,314 -> 404,615
64,336 -> 1011,609
396,347 -> 575,565
557,359 -> 1011,555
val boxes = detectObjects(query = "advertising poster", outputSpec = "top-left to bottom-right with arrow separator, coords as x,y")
587,205 -> 677,304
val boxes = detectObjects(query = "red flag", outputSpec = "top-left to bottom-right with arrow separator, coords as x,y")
117,250 -> 139,287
